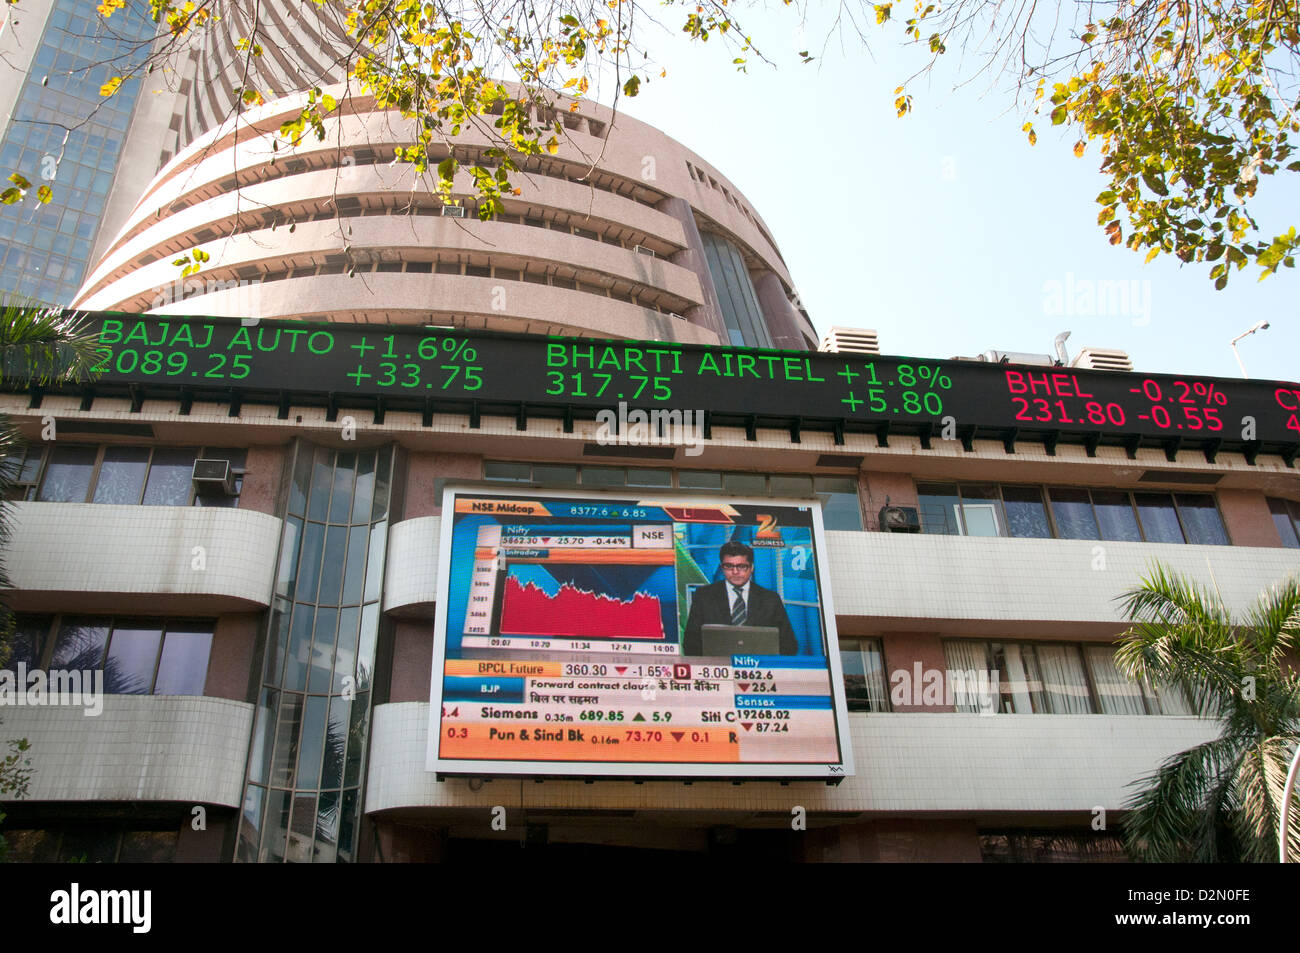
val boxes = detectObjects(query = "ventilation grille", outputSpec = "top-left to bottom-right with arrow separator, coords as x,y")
819,327 -> 879,355
1071,347 -> 1134,372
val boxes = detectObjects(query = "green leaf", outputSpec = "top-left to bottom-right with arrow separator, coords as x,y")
0,187 -> 20,205
622,75 -> 640,97
1141,170 -> 1169,196
7,173 -> 30,189
1050,105 -> 1067,125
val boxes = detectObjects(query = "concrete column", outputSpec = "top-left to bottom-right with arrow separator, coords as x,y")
240,444 -> 288,515
753,270 -> 805,351
207,613 -> 260,701
1215,487 -> 1284,547
655,195 -> 728,344
403,451 -> 481,519
880,632 -> 956,713
388,620 -> 434,703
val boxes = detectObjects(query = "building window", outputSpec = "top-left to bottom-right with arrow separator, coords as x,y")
483,463 -> 863,530
5,615 -> 213,696
2,445 -> 245,505
839,639 -> 888,711
1268,497 -> 1300,548
3,825 -> 180,863
980,830 -> 1129,863
917,482 -> 1228,545
942,639 -> 1196,715
700,231 -> 773,348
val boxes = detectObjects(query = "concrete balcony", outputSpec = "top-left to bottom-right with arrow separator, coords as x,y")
383,517 -> 1300,628
4,502 -> 281,614
0,695 -> 253,806
824,531 -> 1300,633
365,702 -> 1219,814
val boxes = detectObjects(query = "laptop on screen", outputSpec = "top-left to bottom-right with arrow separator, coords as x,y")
700,624 -> 780,656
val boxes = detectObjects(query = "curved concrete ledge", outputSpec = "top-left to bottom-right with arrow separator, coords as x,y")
4,502 -> 281,614
144,273 -> 717,343
82,164 -> 691,302
1,695 -> 253,806
365,702 -> 1219,813
383,516 -> 440,615
82,215 -> 703,316
825,530 -> 1300,627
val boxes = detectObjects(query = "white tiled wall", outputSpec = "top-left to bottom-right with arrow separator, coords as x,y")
365,702 -> 1219,814
383,516 -> 441,613
825,531 -> 1300,622
382,515 -> 1300,623
1,695 -> 253,805
6,502 -> 280,607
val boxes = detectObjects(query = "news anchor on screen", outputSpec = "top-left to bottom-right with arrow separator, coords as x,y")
682,541 -> 798,656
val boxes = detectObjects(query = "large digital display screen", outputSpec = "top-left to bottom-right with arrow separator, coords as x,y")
30,313 -> 1300,458
428,488 -> 853,779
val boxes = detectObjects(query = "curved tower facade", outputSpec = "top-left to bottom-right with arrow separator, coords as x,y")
73,87 -> 818,350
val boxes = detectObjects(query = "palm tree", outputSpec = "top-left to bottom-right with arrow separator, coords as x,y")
0,298 -> 101,653
0,298 -> 98,858
1115,563 -> 1300,862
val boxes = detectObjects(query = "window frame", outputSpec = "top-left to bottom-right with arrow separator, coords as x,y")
482,461 -> 865,530
917,482 -> 1230,545
838,637 -> 890,713
12,443 -> 246,507
941,637 -> 1195,715
7,614 -> 215,697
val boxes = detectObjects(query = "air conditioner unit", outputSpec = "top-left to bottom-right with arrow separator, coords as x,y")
633,244 -> 655,257
192,459 -> 236,496
441,206 -> 466,218
878,505 -> 921,533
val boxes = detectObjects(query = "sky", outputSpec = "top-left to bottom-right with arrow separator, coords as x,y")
598,4 -> 1298,383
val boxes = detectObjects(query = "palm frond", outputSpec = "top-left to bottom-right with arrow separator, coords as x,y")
1123,734 -> 1243,862
0,296 -> 101,387
1115,563 -> 1242,716
1230,735 -> 1300,863
1240,575 -> 1300,666
1118,562 -> 1300,862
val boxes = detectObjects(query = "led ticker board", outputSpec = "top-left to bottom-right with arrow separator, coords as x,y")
25,312 -> 1300,458
428,488 -> 853,779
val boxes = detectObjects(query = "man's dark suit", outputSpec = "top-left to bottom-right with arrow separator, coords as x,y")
681,580 -> 798,656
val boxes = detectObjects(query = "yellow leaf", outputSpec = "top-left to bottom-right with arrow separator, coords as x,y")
100,76 -> 123,97
96,0 -> 125,16
1145,247 -> 1160,263
1073,141 -> 1085,157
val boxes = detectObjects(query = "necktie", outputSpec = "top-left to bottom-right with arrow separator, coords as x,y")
730,585 -> 747,625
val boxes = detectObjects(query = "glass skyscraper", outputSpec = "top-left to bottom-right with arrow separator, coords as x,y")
0,0 -> 155,304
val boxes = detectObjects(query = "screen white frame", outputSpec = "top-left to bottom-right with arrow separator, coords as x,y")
426,484 -> 855,780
